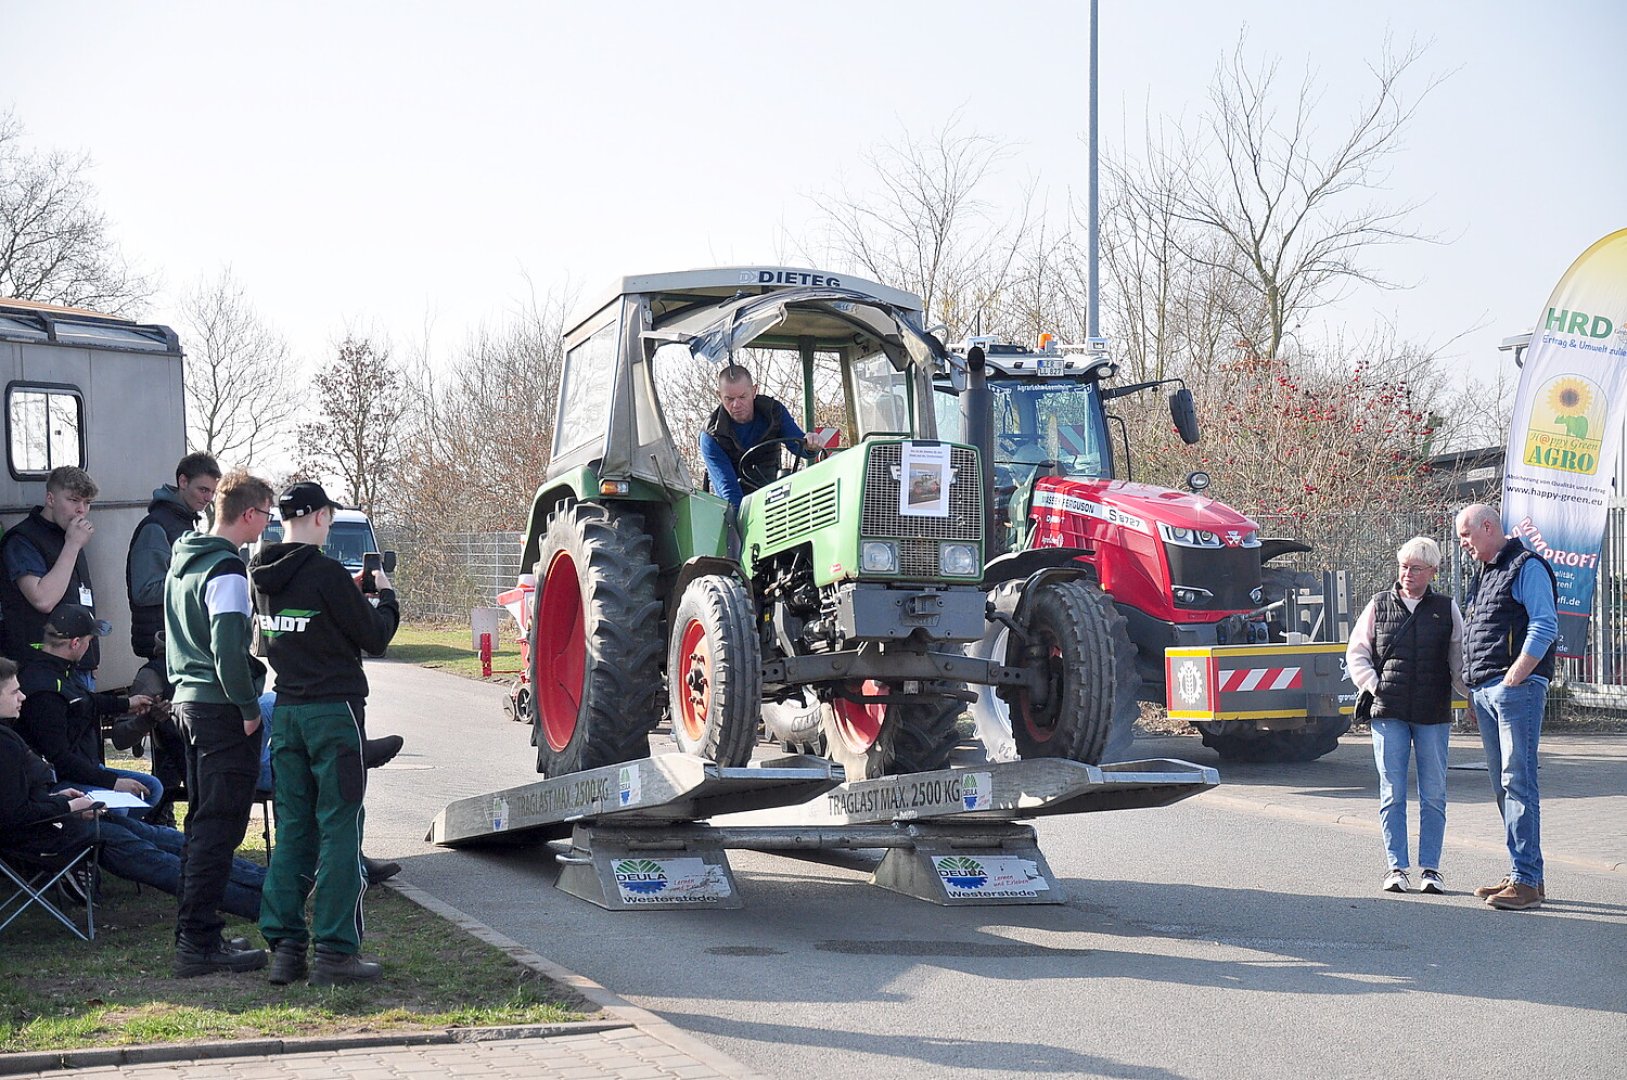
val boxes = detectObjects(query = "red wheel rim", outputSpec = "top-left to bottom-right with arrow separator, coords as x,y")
536,550 -> 586,752
675,617 -> 712,743
1018,640 -> 1063,743
830,679 -> 887,753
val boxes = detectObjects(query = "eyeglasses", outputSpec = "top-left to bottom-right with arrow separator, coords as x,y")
1397,563 -> 1436,574
247,506 -> 274,520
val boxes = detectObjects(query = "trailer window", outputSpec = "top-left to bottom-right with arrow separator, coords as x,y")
7,385 -> 84,477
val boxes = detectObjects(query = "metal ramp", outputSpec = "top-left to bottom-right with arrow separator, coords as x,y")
429,754 -> 1217,911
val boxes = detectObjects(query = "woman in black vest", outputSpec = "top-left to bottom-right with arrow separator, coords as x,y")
1346,536 -> 1469,895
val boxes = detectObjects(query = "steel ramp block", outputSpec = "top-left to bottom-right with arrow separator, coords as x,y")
870,824 -> 1065,906
429,754 -> 842,848
555,824 -> 743,911
714,756 -> 1218,829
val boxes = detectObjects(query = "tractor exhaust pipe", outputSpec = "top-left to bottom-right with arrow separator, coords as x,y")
961,345 -> 1001,558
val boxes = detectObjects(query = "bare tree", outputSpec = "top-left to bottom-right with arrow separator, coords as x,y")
296,337 -> 406,517
1167,37 -> 1440,360
808,115 -> 1034,339
392,290 -> 571,532
0,109 -> 150,312
179,268 -> 297,466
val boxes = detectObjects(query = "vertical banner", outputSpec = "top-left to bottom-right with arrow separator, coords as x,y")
1502,228 -> 1627,657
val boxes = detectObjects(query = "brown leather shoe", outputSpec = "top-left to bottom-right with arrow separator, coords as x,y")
1486,882 -> 1544,910
1475,876 -> 1545,899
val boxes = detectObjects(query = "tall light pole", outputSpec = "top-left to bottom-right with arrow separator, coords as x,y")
1087,0 -> 1101,344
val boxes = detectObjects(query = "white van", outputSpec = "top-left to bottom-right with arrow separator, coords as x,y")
256,507 -> 380,573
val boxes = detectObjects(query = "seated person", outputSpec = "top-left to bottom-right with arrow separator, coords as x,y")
0,657 -> 264,919
16,604 -> 159,817
699,365 -> 806,506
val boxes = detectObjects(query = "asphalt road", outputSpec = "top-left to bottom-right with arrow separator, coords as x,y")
359,660 -> 1627,1080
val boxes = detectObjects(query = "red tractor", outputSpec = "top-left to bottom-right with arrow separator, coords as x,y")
934,337 -> 1346,763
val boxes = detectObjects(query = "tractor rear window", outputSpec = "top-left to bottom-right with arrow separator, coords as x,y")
554,320 -> 618,458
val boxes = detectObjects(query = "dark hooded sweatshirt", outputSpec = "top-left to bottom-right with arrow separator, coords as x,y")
248,542 -> 399,705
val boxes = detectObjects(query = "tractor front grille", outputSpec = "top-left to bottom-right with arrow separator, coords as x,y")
861,444 -> 982,579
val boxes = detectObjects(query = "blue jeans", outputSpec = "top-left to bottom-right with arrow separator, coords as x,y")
105,766 -> 164,819
1472,677 -> 1546,886
96,813 -> 266,921
1370,718 -> 1450,871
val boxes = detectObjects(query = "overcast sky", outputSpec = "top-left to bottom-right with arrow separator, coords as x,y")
3,1 -> 1623,393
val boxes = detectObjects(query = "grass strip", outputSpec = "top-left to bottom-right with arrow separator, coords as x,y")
386,623 -> 521,681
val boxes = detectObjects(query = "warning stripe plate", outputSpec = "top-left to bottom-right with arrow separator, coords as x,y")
1219,666 -> 1303,693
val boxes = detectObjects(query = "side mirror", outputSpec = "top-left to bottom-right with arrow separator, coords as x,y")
1169,387 -> 1200,445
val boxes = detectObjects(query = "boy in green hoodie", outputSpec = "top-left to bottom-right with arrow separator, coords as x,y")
163,470 -> 275,977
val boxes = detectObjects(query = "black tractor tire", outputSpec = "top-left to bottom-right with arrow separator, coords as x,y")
975,580 -> 1140,764
1196,715 -> 1350,762
998,578 -> 1122,764
890,685 -> 966,775
528,500 -> 663,777
667,575 -> 762,766
819,682 -> 899,780
1259,566 -> 1323,642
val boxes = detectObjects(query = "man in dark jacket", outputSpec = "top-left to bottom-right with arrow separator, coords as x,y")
1456,503 -> 1559,912
127,454 -> 221,664
16,604 -> 157,814
0,467 -> 100,675
122,453 -> 220,826
698,365 -> 806,507
250,481 -> 399,987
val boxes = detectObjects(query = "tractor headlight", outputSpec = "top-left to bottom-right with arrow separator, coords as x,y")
939,542 -> 980,576
861,541 -> 899,573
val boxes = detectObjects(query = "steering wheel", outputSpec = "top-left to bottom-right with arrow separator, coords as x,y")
737,437 -> 808,493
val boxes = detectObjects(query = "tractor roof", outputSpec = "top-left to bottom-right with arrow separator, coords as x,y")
569,266 -> 923,338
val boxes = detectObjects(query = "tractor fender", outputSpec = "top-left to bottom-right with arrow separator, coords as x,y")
980,547 -> 1095,591
1008,561 -> 1099,631
520,475 -> 597,574
1259,537 -> 1313,565
671,556 -> 747,610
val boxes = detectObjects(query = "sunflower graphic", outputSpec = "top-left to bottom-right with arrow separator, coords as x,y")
1547,377 -> 1592,439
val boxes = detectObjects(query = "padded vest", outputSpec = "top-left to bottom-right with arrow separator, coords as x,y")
0,509 -> 97,671
705,396 -> 788,495
1369,586 -> 1455,725
1464,538 -> 1557,686
125,494 -> 196,658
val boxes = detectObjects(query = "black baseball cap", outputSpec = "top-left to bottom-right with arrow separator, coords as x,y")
278,481 -> 346,519
46,603 -> 111,639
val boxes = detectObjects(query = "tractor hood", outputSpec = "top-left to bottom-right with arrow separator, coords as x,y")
1036,476 -> 1260,537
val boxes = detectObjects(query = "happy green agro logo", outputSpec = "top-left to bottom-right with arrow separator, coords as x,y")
937,856 -> 988,889
1523,373 -> 1605,476
613,858 -> 668,895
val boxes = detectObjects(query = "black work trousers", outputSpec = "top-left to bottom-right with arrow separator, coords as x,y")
173,700 -> 261,947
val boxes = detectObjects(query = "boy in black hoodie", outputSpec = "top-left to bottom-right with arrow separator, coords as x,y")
249,482 -> 399,986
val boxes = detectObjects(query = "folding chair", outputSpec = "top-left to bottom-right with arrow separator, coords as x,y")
0,812 -> 102,942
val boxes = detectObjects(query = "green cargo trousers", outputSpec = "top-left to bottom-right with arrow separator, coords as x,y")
258,700 -> 368,956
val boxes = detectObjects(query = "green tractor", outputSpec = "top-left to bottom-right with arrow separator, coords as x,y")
511,267 -> 1128,780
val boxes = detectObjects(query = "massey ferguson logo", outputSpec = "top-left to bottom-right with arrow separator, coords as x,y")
1223,530 -> 1244,547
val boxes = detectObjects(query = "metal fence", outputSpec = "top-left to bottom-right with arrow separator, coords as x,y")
377,528 -> 523,623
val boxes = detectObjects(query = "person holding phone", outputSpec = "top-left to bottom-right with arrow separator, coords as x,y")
249,482 -> 399,986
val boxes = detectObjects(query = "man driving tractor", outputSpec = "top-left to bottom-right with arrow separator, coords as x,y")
698,365 -> 806,506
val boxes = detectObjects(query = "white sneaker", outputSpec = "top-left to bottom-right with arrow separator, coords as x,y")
1383,868 -> 1411,893
1418,869 -> 1445,894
